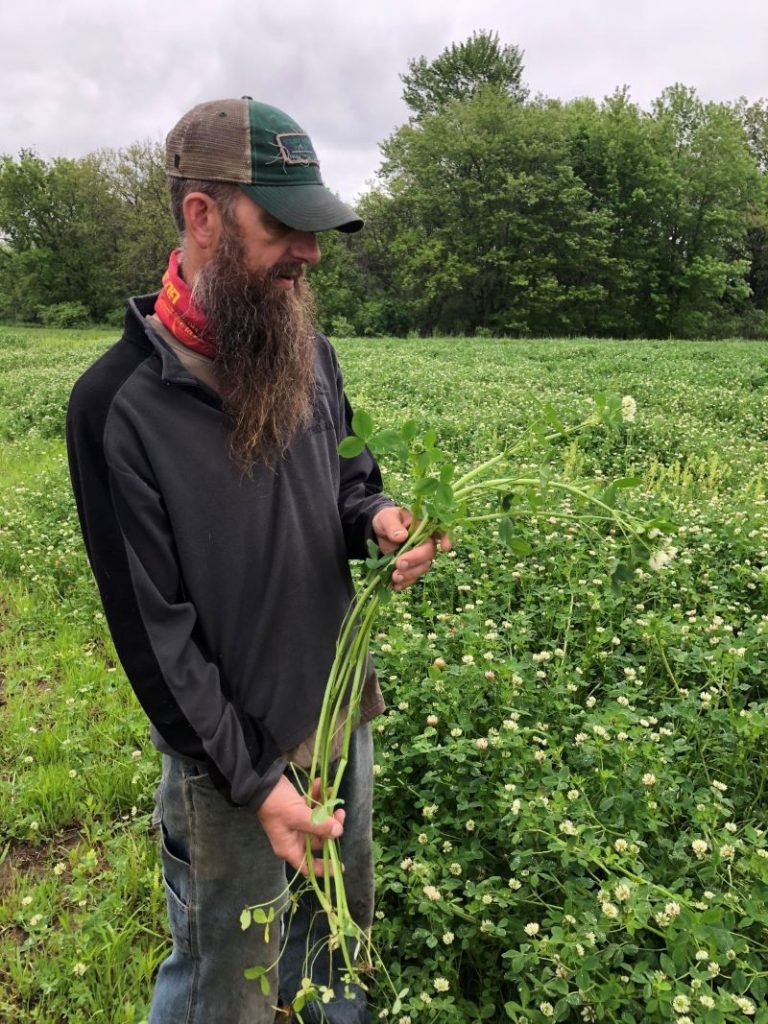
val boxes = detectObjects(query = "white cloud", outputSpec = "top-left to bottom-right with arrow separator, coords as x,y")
2,0 -> 766,201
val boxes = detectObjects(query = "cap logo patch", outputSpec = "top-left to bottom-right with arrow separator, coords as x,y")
275,132 -> 319,166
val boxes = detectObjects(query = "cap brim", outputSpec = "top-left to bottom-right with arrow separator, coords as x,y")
240,183 -> 363,233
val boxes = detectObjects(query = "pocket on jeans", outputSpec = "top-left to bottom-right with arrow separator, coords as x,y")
160,823 -> 193,956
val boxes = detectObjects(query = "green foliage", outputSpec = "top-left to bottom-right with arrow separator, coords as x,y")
0,143 -> 176,323
37,302 -> 91,329
401,29 -> 528,120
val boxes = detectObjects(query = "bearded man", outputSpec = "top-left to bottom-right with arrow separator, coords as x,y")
66,98 -> 446,1024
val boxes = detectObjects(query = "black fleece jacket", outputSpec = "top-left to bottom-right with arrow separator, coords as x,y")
66,295 -> 393,806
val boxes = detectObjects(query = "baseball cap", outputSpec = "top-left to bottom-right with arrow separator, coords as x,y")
166,97 -> 363,234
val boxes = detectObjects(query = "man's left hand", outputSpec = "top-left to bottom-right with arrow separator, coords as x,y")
371,506 -> 451,591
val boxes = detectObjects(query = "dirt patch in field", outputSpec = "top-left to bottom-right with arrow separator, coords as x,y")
0,840 -> 49,896
0,826 -> 84,896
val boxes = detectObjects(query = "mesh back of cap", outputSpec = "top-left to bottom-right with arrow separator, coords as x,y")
166,99 -> 251,183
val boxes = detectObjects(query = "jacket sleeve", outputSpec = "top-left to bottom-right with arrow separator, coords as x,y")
66,392 -> 285,808
329,346 -> 397,559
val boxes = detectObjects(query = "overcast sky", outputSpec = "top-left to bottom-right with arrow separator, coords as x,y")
3,0 -> 766,202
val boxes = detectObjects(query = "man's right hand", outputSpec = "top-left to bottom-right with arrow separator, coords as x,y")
256,775 -> 345,876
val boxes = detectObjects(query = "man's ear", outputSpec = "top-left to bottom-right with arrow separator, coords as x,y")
182,191 -> 224,254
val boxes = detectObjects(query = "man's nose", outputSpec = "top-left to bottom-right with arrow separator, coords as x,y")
289,231 -> 321,265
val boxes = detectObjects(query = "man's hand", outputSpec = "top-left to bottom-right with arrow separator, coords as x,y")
371,506 -> 452,592
256,776 -> 345,876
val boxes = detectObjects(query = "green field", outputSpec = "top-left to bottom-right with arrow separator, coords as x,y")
1,326 -> 767,1023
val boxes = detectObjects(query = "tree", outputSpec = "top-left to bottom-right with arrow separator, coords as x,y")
400,30 -> 527,121
0,150 -> 123,320
96,141 -> 177,303
646,86 -> 762,336
372,89 -> 614,336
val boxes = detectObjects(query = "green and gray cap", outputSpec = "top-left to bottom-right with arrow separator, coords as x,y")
166,97 -> 363,233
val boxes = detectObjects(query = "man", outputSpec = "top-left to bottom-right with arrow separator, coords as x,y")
66,98 -> 446,1023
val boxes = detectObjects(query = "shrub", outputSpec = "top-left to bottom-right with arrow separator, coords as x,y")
37,302 -> 91,329
330,315 -> 356,339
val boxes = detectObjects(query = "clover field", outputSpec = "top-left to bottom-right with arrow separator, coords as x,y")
0,326 -> 767,1024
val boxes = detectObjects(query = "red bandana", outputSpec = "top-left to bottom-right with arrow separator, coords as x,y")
154,250 -> 217,358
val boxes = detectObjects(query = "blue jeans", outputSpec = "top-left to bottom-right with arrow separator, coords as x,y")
148,725 -> 374,1024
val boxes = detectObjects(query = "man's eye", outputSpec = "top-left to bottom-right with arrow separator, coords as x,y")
267,216 -> 290,234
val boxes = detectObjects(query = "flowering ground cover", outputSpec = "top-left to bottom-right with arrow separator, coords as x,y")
0,327 -> 766,1023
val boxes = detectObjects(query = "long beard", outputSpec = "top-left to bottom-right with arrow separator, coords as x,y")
190,223 -> 317,474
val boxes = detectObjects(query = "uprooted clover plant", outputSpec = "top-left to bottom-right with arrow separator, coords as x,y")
242,395 -> 673,1019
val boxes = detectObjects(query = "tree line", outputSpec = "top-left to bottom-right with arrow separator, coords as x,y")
2,32 -> 767,338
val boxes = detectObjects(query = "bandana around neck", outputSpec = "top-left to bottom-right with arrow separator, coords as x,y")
154,249 -> 217,358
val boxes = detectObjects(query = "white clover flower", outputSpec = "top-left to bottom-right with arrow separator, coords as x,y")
461,654 -> 474,665
614,883 -> 632,902
442,931 -> 454,945
699,995 -> 715,1009
524,921 -> 540,936
450,727 -> 463,738
30,914 -> 43,927
601,901 -> 620,918
539,1003 -> 555,1018
533,749 -> 547,763
21,896 -> 33,906
400,858 -> 413,872
672,995 -> 690,1013
422,885 -> 441,902
508,877 -> 522,890
642,773 -> 657,786
559,819 -> 578,836
417,833 -> 427,845
449,862 -> 462,876
422,804 -> 438,819
711,779 -> 728,792
426,714 -> 439,726
475,738 -> 489,751
649,543 -> 679,571
621,396 -> 637,423
53,862 -> 66,876
691,839 -> 709,859
731,994 -> 756,1015
465,819 -> 476,832
433,977 -> 449,993
72,962 -> 87,977
720,844 -> 736,860
614,838 -> 628,853
432,657 -> 446,669
707,962 -> 720,976
665,901 -> 681,919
